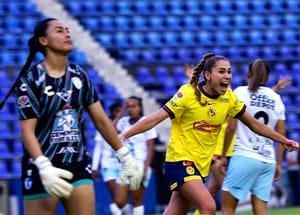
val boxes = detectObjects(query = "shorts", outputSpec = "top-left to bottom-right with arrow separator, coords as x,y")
101,167 -> 120,182
22,156 -> 93,200
164,161 -> 207,191
222,155 -> 275,202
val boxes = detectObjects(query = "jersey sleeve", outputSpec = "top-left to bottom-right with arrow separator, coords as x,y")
78,65 -> 100,107
228,88 -> 246,118
14,69 -> 41,120
163,84 -> 189,119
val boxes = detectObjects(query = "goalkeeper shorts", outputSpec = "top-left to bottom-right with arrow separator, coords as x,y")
22,156 -> 93,200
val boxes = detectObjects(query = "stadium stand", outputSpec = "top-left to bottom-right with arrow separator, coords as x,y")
0,0 -> 299,214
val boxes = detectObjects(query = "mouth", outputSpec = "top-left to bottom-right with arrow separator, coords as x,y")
220,82 -> 229,92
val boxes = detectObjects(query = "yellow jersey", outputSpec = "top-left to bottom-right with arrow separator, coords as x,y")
163,83 -> 245,177
214,120 -> 236,157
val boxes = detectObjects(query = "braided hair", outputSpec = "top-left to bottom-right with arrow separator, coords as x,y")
0,18 -> 57,109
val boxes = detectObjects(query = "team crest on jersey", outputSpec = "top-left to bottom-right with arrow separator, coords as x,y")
17,96 -> 30,108
72,77 -> 82,89
56,89 -> 72,102
175,91 -> 183,98
207,108 -> 216,117
186,166 -> 195,175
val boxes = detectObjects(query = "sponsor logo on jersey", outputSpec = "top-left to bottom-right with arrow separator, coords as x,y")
17,95 -> 31,108
193,120 -> 220,133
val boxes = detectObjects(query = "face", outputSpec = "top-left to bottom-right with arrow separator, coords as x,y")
125,99 -> 142,119
39,20 -> 73,55
204,59 -> 232,96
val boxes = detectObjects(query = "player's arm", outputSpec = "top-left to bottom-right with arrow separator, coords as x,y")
273,119 -> 286,181
272,76 -> 292,92
144,138 -> 155,179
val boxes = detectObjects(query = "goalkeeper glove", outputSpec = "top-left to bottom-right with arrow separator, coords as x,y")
34,156 -> 74,198
116,146 -> 143,191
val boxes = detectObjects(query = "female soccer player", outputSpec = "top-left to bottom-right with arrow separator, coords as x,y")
8,18 -> 142,215
120,53 -> 298,215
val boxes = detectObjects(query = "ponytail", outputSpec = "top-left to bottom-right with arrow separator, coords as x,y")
248,59 -> 270,93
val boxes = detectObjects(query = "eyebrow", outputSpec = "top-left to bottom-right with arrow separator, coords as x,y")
54,26 -> 69,31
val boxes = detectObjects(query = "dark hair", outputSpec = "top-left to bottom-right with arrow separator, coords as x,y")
248,59 -> 270,93
190,53 -> 228,105
128,96 -> 144,116
109,102 -> 122,113
0,18 -> 57,110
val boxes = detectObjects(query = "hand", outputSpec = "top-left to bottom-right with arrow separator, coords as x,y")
184,63 -> 194,79
273,76 -> 292,92
92,170 -> 100,182
214,156 -> 228,175
284,140 -> 299,152
34,156 -> 74,198
116,146 -> 143,191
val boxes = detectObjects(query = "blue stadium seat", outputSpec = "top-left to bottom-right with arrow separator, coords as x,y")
155,66 -> 170,82
277,46 -> 293,59
0,141 -> 11,158
280,95 -> 294,109
140,50 -> 156,62
283,14 -> 298,27
214,31 -> 229,45
180,31 -> 196,46
288,131 -> 300,142
0,160 -> 11,178
136,67 -> 155,85
184,1 -> 201,13
295,95 -> 300,106
264,30 -> 279,44
148,16 -> 164,29
266,15 -> 282,27
65,2 -> 81,14
260,46 -> 276,59
286,112 -> 299,128
173,66 -> 188,85
199,15 -> 214,28
114,32 -> 129,47
145,31 -> 161,46
133,1 -> 149,14
12,141 -> 23,156
163,79 -> 177,97
114,16 -> 130,30
217,0 -> 232,12
269,1 -> 284,12
245,47 -> 259,59
82,1 -> 97,14
21,16 -> 37,31
1,34 -> 17,48
168,1 -> 184,14
196,31 -> 212,45
159,48 -> 175,62
232,15 -> 247,28
95,33 -> 112,47
165,16 -> 181,29
122,50 -> 138,63
131,16 -> 147,30
150,1 -> 167,14
230,30 -> 246,44
281,30 -> 298,43
99,16 -> 113,30
202,2 -> 216,12
249,0 -> 266,12
81,18 -> 98,31
129,32 -> 145,47
248,30 -> 264,44
0,52 -> 15,66
233,1 -> 249,12
182,16 -> 197,28
116,1 -> 132,14
162,31 -> 178,46
249,15 -> 265,27
3,16 -> 21,33
286,1 -> 300,11
98,1 -> 114,13
216,15 -> 231,28
11,160 -> 21,177
274,63 -> 289,76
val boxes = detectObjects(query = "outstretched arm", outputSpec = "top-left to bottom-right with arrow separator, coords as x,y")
272,76 -> 292,92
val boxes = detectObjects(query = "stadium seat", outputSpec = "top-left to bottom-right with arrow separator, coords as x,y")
180,31 -> 196,46
129,32 -> 145,47
199,15 -> 214,28
131,16 -> 147,30
248,30 -> 264,44
114,32 -> 129,47
288,131 -> 300,142
82,1 -> 97,14
216,0 -> 232,12
168,1 -> 184,14
175,48 -> 192,62
202,2 -> 216,13
182,16 -> 197,29
264,30 -> 280,44
216,15 -> 231,28
150,1 -> 167,14
116,1 -> 132,14
148,16 -> 164,29
98,1 -> 114,13
162,31 -> 178,46
0,160 -> 11,178
173,66 -> 188,86
281,30 -> 298,43
230,30 -> 246,44
122,50 -> 138,63
281,95 -> 294,109
95,33 -> 112,47
245,47 -> 259,60
136,67 -> 155,85
260,46 -> 276,59
165,16 -> 181,29
99,16 -> 113,30
140,50 -> 156,62
232,15 -> 247,28
286,112 -> 300,128
0,141 -> 11,158
283,14 -> 298,27
266,15 -> 282,27
196,31 -> 212,45
249,15 -> 265,28
277,46 -> 293,59
249,0 -> 266,12
114,16 -> 130,30
233,1 -> 249,13
133,1 -> 149,14
11,160 -> 21,177
65,2 -> 81,14
145,31 -> 162,47
159,48 -> 175,62
184,1 -> 201,13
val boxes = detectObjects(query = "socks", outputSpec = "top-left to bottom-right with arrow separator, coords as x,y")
133,205 -> 144,215
121,204 -> 132,215
110,203 -> 122,215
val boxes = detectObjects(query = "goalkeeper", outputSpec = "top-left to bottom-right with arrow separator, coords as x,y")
8,18 -> 142,215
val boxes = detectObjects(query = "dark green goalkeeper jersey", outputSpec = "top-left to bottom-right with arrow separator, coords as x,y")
15,62 -> 99,166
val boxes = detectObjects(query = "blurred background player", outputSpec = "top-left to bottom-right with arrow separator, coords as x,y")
92,102 -> 132,215
220,59 -> 288,215
114,96 -> 158,215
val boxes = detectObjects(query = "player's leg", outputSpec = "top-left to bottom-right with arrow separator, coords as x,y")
24,197 -> 59,215
62,183 -> 95,215
251,162 -> 275,215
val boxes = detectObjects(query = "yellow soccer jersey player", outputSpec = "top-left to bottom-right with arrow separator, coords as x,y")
164,83 -> 245,178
